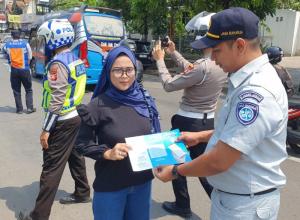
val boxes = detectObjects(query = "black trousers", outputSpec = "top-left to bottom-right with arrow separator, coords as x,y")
10,67 -> 34,111
171,114 -> 214,209
30,116 -> 90,220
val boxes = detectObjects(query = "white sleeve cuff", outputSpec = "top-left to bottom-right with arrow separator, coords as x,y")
43,112 -> 59,132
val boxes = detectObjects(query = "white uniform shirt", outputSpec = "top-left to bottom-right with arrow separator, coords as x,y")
206,54 -> 288,194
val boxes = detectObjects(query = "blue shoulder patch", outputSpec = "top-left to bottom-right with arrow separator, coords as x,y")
238,90 -> 264,103
236,102 -> 259,125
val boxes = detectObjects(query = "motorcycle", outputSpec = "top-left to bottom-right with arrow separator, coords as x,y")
287,95 -> 300,154
265,46 -> 300,154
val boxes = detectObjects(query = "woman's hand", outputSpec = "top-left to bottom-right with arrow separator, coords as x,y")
103,143 -> 131,160
152,42 -> 165,61
164,41 -> 176,54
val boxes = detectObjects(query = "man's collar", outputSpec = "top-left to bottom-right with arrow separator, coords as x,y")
229,54 -> 269,88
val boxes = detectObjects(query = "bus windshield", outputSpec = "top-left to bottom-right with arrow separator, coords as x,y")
84,15 -> 124,37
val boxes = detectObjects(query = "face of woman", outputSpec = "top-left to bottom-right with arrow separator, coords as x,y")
110,55 -> 136,91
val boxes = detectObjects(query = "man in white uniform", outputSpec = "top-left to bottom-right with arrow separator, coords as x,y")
155,7 -> 288,220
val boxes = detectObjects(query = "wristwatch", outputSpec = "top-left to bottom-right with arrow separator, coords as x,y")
171,165 -> 182,179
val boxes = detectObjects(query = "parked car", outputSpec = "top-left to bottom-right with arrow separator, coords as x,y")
134,40 -> 154,68
0,35 -> 12,54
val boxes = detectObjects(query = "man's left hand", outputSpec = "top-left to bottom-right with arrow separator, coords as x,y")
40,131 -> 50,150
152,42 -> 165,61
154,165 -> 174,182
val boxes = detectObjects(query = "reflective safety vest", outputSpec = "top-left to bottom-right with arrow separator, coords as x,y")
42,51 -> 86,114
5,39 -> 31,70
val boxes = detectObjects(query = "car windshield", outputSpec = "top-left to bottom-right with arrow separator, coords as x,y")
136,42 -> 151,53
84,15 -> 124,37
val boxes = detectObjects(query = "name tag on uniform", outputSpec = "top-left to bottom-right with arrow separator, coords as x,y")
75,64 -> 86,77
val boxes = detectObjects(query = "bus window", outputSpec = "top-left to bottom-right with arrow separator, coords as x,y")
84,15 -> 124,37
37,36 -> 45,54
35,36 -> 47,75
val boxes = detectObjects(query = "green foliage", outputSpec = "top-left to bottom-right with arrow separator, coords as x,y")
277,0 -> 300,11
186,0 -> 277,20
51,0 -> 105,10
51,0 -> 280,41
50,0 -> 82,10
104,0 -> 131,23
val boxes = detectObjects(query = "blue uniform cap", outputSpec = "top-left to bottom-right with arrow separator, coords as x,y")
191,7 -> 259,50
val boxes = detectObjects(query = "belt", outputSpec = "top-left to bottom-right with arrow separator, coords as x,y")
57,110 -> 78,121
177,108 -> 214,119
217,188 -> 277,197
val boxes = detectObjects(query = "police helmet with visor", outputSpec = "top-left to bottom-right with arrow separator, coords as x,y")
265,46 -> 283,64
37,19 -> 75,51
191,7 -> 259,50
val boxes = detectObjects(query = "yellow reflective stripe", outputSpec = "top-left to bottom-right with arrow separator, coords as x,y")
43,81 -> 51,109
207,32 -> 220,39
43,59 -> 86,114
63,84 -> 72,108
73,75 -> 87,106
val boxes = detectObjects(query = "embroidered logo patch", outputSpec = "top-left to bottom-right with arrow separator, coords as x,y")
238,90 -> 264,103
236,102 -> 259,125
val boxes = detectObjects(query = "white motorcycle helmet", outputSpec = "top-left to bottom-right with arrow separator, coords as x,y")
37,19 -> 75,50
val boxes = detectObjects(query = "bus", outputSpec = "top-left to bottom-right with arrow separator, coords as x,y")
29,5 -> 126,84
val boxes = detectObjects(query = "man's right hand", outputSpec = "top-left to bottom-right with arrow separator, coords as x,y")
177,132 -> 201,147
40,131 -> 50,150
177,130 -> 214,147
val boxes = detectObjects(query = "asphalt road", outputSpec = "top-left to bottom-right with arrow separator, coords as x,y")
0,57 -> 300,220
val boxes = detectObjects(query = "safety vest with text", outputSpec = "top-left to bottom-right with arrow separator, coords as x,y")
42,51 -> 86,114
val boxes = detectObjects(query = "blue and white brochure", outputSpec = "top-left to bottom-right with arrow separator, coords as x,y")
126,129 -> 192,171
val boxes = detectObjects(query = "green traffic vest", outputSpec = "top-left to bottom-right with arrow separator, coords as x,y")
42,54 -> 86,114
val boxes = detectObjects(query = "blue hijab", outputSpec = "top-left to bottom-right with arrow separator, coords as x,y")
93,46 -> 161,133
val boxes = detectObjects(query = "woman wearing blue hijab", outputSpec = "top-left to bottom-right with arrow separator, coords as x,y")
75,46 -> 160,220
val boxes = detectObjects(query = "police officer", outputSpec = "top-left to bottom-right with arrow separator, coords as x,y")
152,38 -> 227,217
4,30 -> 35,114
20,19 -> 90,220
266,46 -> 294,97
155,7 -> 288,220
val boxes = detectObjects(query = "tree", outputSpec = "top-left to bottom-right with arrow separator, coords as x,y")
128,0 -> 168,41
51,0 -> 105,11
277,0 -> 300,11
50,0 -> 82,10
105,0 -> 131,23
186,0 -> 277,20
51,0 -> 280,41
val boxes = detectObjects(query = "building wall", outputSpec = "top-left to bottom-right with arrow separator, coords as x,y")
293,12 -> 300,56
263,9 -> 300,56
